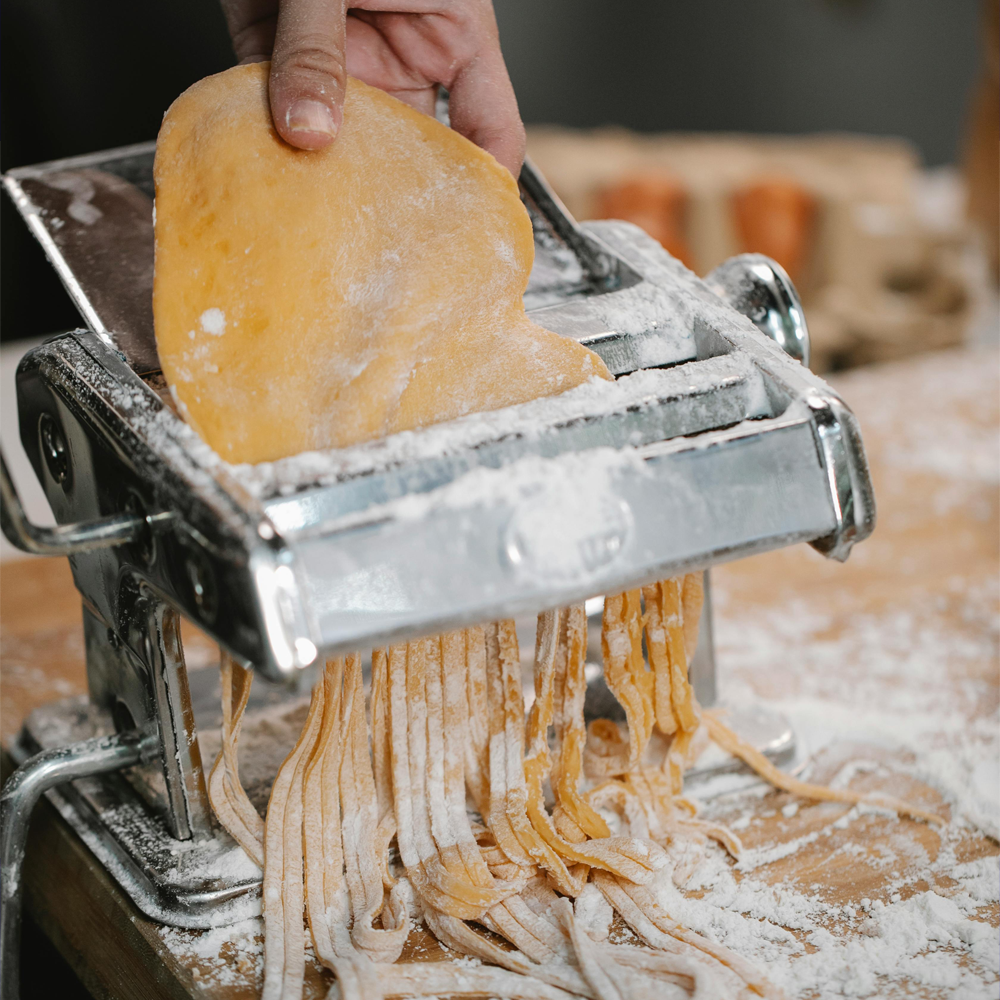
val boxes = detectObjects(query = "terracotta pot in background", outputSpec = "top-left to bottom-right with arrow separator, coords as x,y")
731,178 -> 817,287
594,173 -> 695,270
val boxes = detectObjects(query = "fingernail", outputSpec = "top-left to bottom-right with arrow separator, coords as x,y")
285,99 -> 337,137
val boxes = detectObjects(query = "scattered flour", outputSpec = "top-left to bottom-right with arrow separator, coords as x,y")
199,308 -> 227,336
657,838 -> 998,999
160,917 -> 264,989
44,172 -> 103,225
685,366 -> 1000,999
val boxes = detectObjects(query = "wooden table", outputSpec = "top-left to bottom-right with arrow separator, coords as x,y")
2,345 -> 997,999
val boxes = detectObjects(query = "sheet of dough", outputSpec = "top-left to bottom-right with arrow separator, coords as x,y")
153,63 -> 609,464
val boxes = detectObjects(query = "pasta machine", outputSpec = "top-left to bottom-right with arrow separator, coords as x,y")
0,140 -> 874,994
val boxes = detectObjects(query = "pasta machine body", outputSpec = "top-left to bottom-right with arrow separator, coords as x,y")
0,145 -> 874,948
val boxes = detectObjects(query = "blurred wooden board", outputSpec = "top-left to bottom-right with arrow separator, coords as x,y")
1,345 -> 997,998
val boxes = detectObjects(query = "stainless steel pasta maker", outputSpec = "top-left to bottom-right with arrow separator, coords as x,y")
0,140 -> 874,994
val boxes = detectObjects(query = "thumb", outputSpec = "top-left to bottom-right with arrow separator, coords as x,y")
269,0 -> 347,150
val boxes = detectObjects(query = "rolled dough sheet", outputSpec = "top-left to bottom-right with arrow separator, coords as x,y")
153,63 -> 609,464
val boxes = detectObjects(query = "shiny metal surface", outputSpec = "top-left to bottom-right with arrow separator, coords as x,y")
1,448 -> 148,555
707,253 -> 811,368
9,698 -> 264,930
684,703 -> 798,783
2,143 -> 159,373
520,157 -> 626,294
4,146 -> 876,679
81,593 -> 214,841
1,732 -> 145,1000
805,392 -> 878,561
687,572 -> 718,707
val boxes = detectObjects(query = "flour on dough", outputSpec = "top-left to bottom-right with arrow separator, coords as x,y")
153,63 -> 609,464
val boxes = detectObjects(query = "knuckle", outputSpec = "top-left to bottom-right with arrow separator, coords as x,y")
275,40 -> 347,83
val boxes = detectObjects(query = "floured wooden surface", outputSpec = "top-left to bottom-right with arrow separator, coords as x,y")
153,64 -> 607,465
1,346 -> 996,998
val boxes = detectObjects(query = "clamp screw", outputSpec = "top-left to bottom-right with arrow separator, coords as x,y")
38,412 -> 70,487
185,552 -> 218,623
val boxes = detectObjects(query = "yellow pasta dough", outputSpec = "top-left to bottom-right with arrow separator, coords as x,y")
153,62 -> 609,464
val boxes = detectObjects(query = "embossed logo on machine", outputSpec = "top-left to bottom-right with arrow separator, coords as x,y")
504,490 -> 633,582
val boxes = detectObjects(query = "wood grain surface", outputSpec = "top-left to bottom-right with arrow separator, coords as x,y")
1,345 -> 996,998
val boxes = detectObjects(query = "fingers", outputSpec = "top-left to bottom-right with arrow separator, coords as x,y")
442,2 -> 525,176
447,50 -> 526,178
269,0 -> 348,149
223,0 -> 526,171
219,0 -> 278,62
352,1 -> 525,175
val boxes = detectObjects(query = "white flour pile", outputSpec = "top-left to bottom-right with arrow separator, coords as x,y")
160,919 -> 264,990
653,843 -> 997,998
666,582 -> 1000,999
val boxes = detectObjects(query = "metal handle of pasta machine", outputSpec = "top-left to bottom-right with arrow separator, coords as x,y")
0,732 -> 150,1000
689,255 -> 810,708
707,253 -> 811,367
0,448 -> 151,556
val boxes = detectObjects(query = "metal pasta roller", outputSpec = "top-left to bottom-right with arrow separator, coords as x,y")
0,141 -> 874,993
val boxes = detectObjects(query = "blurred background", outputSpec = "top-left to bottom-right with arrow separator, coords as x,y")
2,0 -> 996,362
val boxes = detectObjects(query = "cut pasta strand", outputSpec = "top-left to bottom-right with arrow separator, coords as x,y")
704,711 -> 944,825
207,653 -> 264,867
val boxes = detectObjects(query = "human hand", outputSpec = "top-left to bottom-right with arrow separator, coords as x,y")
219,0 -> 525,175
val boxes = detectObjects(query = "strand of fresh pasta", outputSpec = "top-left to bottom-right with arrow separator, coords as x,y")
643,579 -> 699,740
371,961 -> 580,999
447,631 -> 609,979
301,657 -> 378,1000
261,677 -> 326,1000
339,652 -> 410,962
550,607 -> 610,842
437,630 -> 574,967
401,624 -> 652,996
369,649 -> 398,886
463,625 -> 492,815
679,573 -> 704,664
386,638 -> 518,916
422,630 -> 547,968
554,895 -> 725,1000
213,596 -> 737,999
388,630 -> 595,996
485,618 -> 707,999
703,711 -> 944,825
529,605 -> 762,999
425,633 -> 496,894
483,623 -> 554,871
474,626 -> 581,964
642,575 -> 942,827
573,581 -> 782,997
587,576 -> 741,858
585,591 -> 654,778
644,579 -> 701,794
207,653 -> 265,867
591,871 -> 774,999
523,607 -> 668,881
